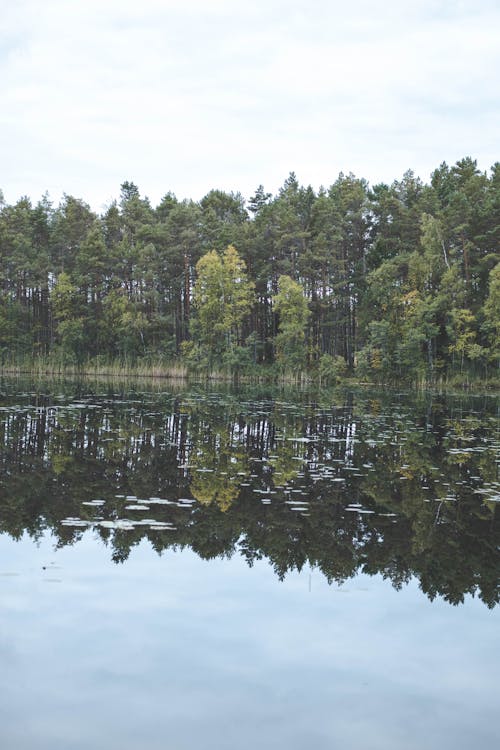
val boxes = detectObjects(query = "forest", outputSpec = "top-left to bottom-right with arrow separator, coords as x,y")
0,156 -> 499,383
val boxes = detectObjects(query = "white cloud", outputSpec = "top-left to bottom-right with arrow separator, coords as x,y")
0,0 -> 498,209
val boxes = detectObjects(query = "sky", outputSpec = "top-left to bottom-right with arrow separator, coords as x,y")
1,0 -> 499,211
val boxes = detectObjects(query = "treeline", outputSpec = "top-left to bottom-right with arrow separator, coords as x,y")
0,157 -> 499,381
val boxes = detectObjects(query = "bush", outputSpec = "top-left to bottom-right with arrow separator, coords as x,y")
318,353 -> 348,384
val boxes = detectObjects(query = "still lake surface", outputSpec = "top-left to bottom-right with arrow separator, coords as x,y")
0,378 -> 498,749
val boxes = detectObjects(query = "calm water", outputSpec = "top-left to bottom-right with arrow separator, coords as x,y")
0,379 -> 499,749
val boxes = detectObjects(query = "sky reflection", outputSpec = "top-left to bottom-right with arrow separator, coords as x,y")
0,531 -> 498,750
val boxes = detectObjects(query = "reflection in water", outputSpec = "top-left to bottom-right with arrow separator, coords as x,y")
0,381 -> 498,607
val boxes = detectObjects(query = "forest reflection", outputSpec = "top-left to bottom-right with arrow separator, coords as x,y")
0,382 -> 498,608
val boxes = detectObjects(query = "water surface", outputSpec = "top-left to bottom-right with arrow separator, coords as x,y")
0,380 -> 498,749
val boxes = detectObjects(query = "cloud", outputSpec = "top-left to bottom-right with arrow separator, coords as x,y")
0,0 -> 498,209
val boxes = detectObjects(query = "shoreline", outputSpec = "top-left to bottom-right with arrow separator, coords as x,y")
1,360 -> 499,394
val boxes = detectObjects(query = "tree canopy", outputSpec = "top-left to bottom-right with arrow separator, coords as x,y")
0,161 -> 498,382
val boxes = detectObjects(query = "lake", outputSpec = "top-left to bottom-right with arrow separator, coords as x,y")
0,379 -> 498,749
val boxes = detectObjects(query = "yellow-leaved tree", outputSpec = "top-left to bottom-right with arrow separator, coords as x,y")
188,245 -> 254,372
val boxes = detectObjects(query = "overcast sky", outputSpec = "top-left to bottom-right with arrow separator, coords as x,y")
1,0 -> 498,210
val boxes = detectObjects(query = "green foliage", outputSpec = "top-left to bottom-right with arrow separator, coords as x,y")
0,300 -> 32,359
101,289 -> 149,359
317,353 -> 348,384
51,272 -> 87,363
191,245 -> 254,371
482,262 -> 500,366
0,158 -> 498,382
273,275 -> 310,373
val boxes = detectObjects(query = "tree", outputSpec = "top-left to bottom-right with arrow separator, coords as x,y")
0,159 -> 497,378
273,275 -> 310,373
447,308 -> 484,374
101,288 -> 149,359
200,190 -> 248,252
51,195 -> 96,274
51,272 -> 87,363
482,262 -> 500,369
248,185 -> 271,214
190,245 -> 254,370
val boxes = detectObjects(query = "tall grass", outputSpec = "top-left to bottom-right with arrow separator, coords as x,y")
0,355 -> 188,381
1,354 -> 498,390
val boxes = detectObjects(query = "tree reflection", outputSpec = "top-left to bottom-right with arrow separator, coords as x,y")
0,383 -> 498,607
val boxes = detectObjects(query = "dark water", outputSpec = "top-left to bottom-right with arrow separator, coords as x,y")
0,379 -> 499,749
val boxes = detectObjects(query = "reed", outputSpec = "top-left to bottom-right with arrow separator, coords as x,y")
0,355 -> 188,381
1,355 -> 498,391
